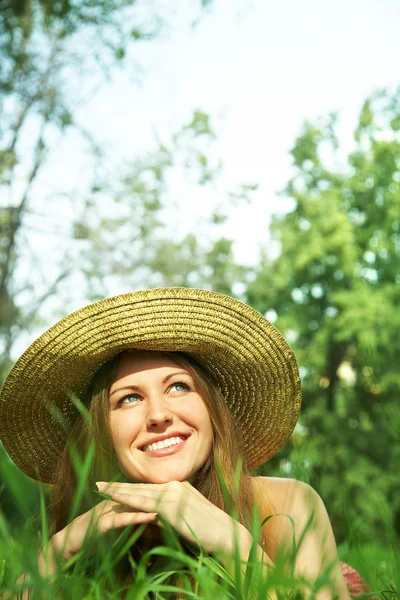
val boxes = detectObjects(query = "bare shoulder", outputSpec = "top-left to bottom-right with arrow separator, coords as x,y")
250,477 -> 351,598
252,475 -> 323,516
250,476 -> 329,548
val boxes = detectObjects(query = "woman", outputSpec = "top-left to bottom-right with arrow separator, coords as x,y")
0,288 -> 367,598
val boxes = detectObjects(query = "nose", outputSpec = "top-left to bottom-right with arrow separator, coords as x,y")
145,395 -> 173,428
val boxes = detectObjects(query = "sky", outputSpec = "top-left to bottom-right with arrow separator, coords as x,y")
5,0 -> 400,355
23,0 -> 400,266
63,0 -> 400,264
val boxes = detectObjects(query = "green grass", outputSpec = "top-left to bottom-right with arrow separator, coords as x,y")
0,454 -> 398,599
337,542 -> 399,599
1,512 -> 398,598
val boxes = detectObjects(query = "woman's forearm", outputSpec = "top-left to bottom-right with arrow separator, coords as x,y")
2,534 -> 66,600
216,524 -> 278,598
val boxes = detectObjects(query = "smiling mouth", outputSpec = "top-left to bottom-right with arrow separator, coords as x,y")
141,435 -> 188,455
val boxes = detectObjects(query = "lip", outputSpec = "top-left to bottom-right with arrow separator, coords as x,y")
138,431 -> 190,451
142,437 -> 188,458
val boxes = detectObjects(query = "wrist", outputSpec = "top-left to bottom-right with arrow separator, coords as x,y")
220,523 -> 253,560
38,530 -> 69,576
232,525 -> 274,567
37,545 -> 57,578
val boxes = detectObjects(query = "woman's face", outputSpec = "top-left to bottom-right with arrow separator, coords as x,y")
108,351 -> 213,484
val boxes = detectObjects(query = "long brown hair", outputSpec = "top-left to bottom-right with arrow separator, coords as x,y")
49,351 -> 277,559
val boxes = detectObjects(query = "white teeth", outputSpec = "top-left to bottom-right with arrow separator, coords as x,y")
143,436 -> 185,452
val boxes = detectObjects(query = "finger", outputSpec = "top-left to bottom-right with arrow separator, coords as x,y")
92,499 -> 120,519
96,481 -> 160,494
87,499 -> 148,533
97,511 -> 158,534
97,481 -> 198,499
106,489 -> 162,513
97,481 -> 177,493
96,482 -> 198,517
100,483 -> 186,501
110,503 -> 149,514
96,482 -> 169,503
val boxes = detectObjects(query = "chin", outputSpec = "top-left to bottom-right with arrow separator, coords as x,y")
119,457 -> 198,484
145,470 -> 191,484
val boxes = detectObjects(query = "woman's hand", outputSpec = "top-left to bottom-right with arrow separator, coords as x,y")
7,500 -> 157,598
96,480 -> 255,559
49,498 -> 157,564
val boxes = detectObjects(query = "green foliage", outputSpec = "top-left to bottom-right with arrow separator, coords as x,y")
2,4 -> 399,586
249,87 -> 400,546
0,0 -> 157,377
58,110 -> 252,304
0,0 -> 242,378
1,450 -> 396,599
0,443 -> 42,532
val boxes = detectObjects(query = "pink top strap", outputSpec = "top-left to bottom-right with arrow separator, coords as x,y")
340,561 -> 376,598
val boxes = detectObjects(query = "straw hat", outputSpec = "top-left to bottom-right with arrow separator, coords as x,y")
0,288 -> 301,483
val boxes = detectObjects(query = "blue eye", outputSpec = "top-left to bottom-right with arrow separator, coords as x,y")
118,394 -> 140,407
170,382 -> 189,392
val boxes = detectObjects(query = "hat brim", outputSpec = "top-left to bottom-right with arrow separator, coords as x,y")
0,288 -> 301,482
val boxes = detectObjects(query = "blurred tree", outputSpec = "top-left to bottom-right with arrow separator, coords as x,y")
248,87 -> 400,545
0,105 -> 254,372
0,1 -> 250,527
0,106 -> 256,526
0,105 -> 256,515
0,1 -> 216,381
63,109 -> 252,302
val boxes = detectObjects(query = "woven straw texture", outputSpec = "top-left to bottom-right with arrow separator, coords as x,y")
0,288 -> 301,483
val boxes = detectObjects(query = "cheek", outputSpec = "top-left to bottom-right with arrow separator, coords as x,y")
109,419 -> 120,451
109,413 -> 139,449
188,401 -> 213,437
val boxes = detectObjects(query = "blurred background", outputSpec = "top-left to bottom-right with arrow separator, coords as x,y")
1,0 -> 399,580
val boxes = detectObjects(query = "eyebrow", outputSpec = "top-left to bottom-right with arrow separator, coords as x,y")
109,370 -> 191,399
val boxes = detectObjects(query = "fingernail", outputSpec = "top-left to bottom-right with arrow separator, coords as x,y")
95,481 -> 105,490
